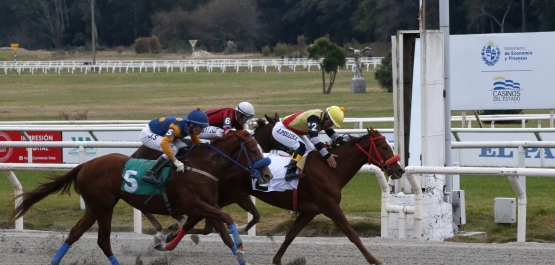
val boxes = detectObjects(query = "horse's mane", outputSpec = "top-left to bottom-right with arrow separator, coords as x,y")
332,128 -> 381,151
253,118 -> 266,130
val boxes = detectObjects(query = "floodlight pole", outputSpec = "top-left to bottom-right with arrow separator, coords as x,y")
91,0 -> 96,65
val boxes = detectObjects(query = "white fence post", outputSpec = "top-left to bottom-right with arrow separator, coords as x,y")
4,170 -> 23,230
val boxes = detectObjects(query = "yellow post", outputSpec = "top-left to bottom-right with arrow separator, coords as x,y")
11,43 -> 19,62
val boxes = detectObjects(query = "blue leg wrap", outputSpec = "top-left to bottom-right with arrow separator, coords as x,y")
228,224 -> 243,246
109,255 -> 120,265
230,245 -> 238,255
51,242 -> 70,265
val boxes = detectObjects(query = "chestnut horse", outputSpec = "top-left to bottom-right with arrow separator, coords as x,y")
185,128 -> 404,265
133,113 -> 288,240
10,132 -> 272,265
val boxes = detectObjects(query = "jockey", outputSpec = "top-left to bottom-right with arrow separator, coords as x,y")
272,106 -> 345,181
198,102 -> 256,139
140,107 -> 209,184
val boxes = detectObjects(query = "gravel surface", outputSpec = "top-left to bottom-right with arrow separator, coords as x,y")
1,229 -> 555,265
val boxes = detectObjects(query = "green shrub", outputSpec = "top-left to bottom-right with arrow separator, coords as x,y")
273,42 -> 290,57
148,36 -> 162,54
116,46 -> 124,54
374,51 -> 393,92
134,38 -> 149,54
261,45 -> 271,56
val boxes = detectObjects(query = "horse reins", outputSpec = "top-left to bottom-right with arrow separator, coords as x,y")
355,135 -> 400,175
152,135 -> 268,216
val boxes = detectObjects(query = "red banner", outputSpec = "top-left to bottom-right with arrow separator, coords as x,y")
0,131 -> 62,163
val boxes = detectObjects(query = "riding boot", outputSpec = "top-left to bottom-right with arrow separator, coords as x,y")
142,155 -> 169,184
284,160 -> 299,181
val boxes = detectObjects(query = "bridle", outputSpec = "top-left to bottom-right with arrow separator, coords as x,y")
204,135 -> 270,180
355,134 -> 401,176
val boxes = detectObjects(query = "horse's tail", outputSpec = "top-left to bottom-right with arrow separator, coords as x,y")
10,164 -> 84,223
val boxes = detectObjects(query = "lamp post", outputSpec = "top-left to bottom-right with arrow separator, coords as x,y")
91,0 -> 96,66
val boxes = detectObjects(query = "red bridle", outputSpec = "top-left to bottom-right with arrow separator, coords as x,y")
355,135 -> 401,175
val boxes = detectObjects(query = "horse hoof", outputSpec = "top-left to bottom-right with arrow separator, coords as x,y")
236,224 -> 248,233
191,234 -> 200,244
165,233 -> 176,243
167,222 -> 180,230
286,257 -> 306,265
236,250 -> 247,264
153,243 -> 165,251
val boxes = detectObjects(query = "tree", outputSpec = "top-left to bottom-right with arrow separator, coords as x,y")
187,0 -> 266,52
36,0 -> 70,49
307,37 -> 346,94
465,0 -> 515,33
374,51 -> 393,92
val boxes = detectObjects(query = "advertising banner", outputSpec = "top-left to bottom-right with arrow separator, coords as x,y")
450,32 -> 555,110
62,131 -> 138,163
0,131 -> 62,163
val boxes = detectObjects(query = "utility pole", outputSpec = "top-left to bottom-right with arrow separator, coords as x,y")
91,0 -> 96,66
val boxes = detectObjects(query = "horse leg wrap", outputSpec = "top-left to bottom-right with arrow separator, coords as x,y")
229,224 -> 243,246
166,228 -> 186,251
51,242 -> 70,265
235,250 -> 247,265
108,255 -> 120,265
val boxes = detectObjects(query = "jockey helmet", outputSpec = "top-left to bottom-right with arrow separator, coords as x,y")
236,102 -> 255,119
326,106 -> 344,128
187,107 -> 209,128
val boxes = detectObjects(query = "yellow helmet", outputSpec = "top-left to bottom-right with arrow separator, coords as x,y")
326,106 -> 344,128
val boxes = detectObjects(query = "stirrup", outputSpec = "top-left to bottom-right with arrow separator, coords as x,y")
142,172 -> 160,184
284,173 -> 299,181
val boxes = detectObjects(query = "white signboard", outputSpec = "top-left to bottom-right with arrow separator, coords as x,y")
450,32 -> 555,110
451,132 -> 555,167
62,131 -> 138,163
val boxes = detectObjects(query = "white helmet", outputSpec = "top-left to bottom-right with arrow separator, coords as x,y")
236,102 -> 255,118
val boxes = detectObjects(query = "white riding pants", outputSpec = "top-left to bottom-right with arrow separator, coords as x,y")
272,122 -> 314,153
140,125 -> 185,155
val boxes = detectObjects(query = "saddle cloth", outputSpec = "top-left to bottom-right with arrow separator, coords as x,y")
252,151 -> 304,192
120,158 -> 172,195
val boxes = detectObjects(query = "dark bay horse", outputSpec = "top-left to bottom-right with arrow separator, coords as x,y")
185,128 -> 404,265
10,132 -> 272,265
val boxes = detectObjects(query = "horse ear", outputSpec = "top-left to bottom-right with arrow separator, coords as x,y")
274,113 -> 279,119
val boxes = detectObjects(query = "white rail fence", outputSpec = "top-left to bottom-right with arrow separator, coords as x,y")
1,57 -> 383,75
0,141 -> 390,236
403,166 -> 555,242
0,113 -> 553,129
4,141 -> 555,242
2,117 -> 555,240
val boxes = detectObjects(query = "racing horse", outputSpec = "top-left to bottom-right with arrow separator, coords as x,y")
132,113 -> 288,240
10,132 -> 272,265
183,128 -> 404,265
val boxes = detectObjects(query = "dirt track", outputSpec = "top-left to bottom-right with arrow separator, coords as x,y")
1,229 -> 555,265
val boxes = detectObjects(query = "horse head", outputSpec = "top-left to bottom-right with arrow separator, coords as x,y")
347,128 -> 405,179
208,131 -> 273,184
252,113 -> 290,153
